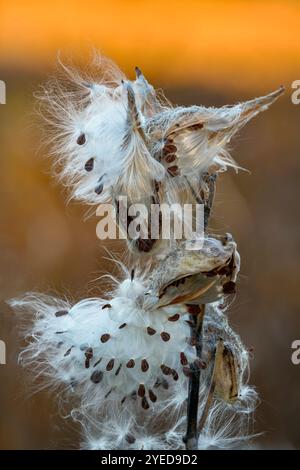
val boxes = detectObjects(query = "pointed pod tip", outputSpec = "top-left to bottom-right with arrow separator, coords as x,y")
135,66 -> 142,78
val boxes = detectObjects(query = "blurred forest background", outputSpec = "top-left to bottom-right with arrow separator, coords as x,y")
0,0 -> 300,449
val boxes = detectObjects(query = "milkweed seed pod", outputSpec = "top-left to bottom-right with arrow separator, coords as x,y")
39,54 -> 284,253
10,236 -> 253,449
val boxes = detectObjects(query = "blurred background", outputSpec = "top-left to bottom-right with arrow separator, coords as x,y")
0,0 -> 300,449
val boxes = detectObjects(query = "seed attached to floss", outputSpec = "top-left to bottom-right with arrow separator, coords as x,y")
55,310 -> 68,317
95,181 -> 104,195
102,304 -> 111,309
106,359 -> 115,371
148,389 -> 157,403
126,359 -> 135,368
100,334 -> 111,343
115,363 -> 122,376
180,352 -> 188,366
141,359 -> 149,372
168,313 -> 180,322
64,346 -> 73,357
160,364 -> 172,375
84,347 -> 93,368
171,369 -> 179,381
146,327 -> 156,336
138,384 -> 145,398
141,396 -> 150,410
126,434 -> 136,445
90,370 -> 103,384
160,332 -> 171,342
77,133 -> 86,145
119,323 -> 127,329
84,157 -> 94,172
183,366 -> 191,378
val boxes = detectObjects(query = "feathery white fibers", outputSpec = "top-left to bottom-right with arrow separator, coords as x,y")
11,268 -> 257,449
38,53 -> 284,209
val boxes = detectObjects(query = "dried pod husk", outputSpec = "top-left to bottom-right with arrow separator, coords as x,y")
144,234 -> 240,309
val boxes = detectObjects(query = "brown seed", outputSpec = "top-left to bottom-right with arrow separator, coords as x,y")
100,334 -> 111,343
141,359 -> 149,372
55,310 -> 68,317
171,369 -> 179,381
167,165 -> 180,177
223,281 -> 236,294
106,359 -> 115,371
64,346 -> 73,357
125,433 -> 136,444
84,157 -> 94,172
161,364 -> 172,375
77,133 -> 86,145
163,144 -> 177,154
146,327 -> 156,336
182,366 -> 192,377
126,359 -> 135,368
138,384 -> 145,397
90,370 -> 103,384
165,153 -> 176,164
168,313 -> 180,322
180,352 -> 188,366
160,332 -> 171,342
195,358 -> 207,370
119,323 -> 127,329
148,390 -> 157,403
186,304 -> 201,315
188,123 -> 204,131
85,358 -> 90,369
187,336 -> 198,346
141,396 -> 150,410
115,363 -> 122,376
85,347 -> 93,359
102,304 -> 111,309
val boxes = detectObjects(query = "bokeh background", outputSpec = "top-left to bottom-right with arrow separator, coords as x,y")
0,0 -> 300,449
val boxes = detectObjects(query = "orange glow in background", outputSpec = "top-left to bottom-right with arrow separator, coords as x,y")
0,0 -> 299,91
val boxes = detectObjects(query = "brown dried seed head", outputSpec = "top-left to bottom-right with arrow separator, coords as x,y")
126,359 -> 135,368
84,157 -> 94,172
160,332 -> 171,342
137,384 -> 145,397
148,389 -> 157,403
100,334 -> 111,343
141,359 -> 149,372
77,133 -> 86,145
90,370 -> 103,384
55,310 -> 68,317
106,359 -> 115,371
168,313 -> 180,322
147,327 -> 156,336
180,352 -> 188,366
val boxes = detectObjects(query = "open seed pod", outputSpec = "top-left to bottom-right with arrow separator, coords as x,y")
143,234 -> 240,309
39,56 -> 284,255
